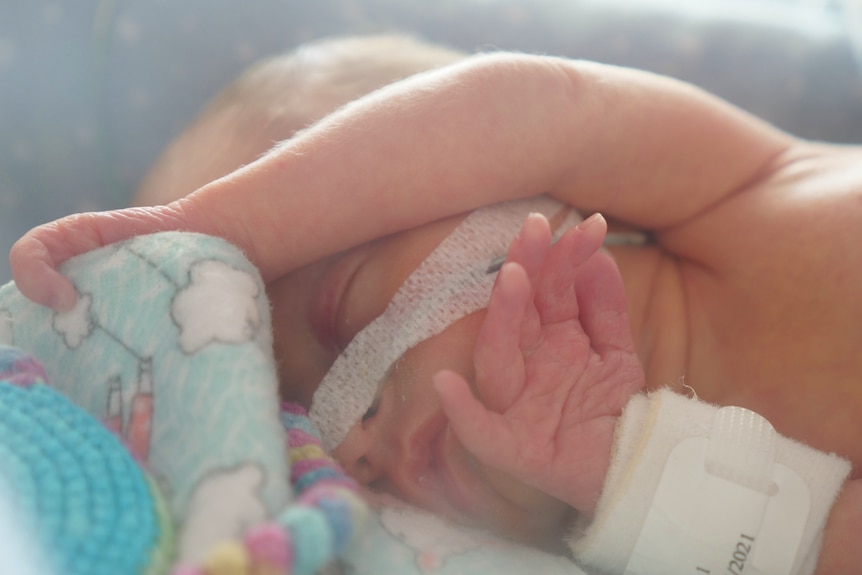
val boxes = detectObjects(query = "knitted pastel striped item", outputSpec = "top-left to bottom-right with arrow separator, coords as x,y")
177,402 -> 368,575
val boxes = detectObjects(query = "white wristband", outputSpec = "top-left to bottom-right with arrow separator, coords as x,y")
570,389 -> 850,575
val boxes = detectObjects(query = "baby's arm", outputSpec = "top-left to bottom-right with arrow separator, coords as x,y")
434,212 -> 645,516
11,52 -> 793,310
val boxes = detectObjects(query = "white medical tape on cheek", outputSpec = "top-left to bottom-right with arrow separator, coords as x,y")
571,389 -> 851,575
309,197 -> 580,451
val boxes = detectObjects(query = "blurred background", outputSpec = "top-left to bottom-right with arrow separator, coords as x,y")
1,0 -> 862,284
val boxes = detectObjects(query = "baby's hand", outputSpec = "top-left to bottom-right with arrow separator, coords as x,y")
10,202 -> 211,312
434,213 -> 645,516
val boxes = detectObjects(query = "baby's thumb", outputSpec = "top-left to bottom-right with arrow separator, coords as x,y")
433,370 -> 515,472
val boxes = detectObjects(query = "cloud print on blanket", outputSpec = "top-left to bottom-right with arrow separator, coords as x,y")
171,260 -> 263,353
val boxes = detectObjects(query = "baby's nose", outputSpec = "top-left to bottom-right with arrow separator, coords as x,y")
334,425 -> 422,494
342,452 -> 383,486
332,423 -> 389,486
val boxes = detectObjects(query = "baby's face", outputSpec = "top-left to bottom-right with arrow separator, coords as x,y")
267,214 -> 573,549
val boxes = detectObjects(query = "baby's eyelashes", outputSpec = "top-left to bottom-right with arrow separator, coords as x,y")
362,401 -> 379,423
362,383 -> 388,426
361,363 -> 397,425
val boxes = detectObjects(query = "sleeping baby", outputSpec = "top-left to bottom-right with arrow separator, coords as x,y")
12,34 -> 862,574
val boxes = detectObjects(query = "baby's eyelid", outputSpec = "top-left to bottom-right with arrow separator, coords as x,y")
361,363 -> 396,426
361,401 -> 379,423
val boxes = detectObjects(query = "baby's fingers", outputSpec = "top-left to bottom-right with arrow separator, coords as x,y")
434,370 -> 518,474
535,213 -> 607,324
9,234 -> 78,312
10,205 -> 196,311
574,252 -> 638,357
501,213 -> 552,279
474,262 -> 532,412
474,213 -> 549,411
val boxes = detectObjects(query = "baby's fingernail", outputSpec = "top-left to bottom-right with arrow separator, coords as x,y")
524,212 -> 548,228
580,212 -> 606,228
515,213 -> 549,243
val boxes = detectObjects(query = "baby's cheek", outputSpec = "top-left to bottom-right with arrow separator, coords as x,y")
274,340 -> 334,406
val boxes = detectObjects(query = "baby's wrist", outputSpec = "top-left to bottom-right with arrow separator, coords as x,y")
568,389 -> 850,575
557,415 -> 618,519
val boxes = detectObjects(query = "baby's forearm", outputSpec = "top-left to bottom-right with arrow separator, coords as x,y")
185,52 -> 582,280
10,52 -> 793,309
191,52 -> 793,282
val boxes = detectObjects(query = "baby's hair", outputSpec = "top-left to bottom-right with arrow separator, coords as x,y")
135,35 -> 466,206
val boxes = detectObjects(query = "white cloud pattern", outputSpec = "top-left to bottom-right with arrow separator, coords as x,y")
172,261 -> 260,354
53,293 -> 94,349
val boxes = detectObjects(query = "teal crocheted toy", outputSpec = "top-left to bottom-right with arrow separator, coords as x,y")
0,345 -> 173,575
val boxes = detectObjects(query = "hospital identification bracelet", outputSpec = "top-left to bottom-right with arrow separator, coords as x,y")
571,390 -> 851,575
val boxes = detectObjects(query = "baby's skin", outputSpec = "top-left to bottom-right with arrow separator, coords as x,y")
435,212 -> 644,517
9,37 -> 862,573
436,213 -> 862,574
